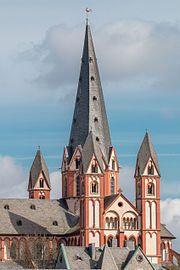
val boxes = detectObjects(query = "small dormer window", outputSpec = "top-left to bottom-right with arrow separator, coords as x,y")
89,57 -> 93,63
93,96 -> 97,101
30,204 -> 36,210
53,220 -> 58,226
39,178 -> 44,188
4,204 -> 9,210
96,137 -> 99,142
76,97 -> 80,103
73,118 -> 76,123
91,76 -> 95,81
94,117 -> 98,122
17,220 -> 22,226
79,76 -> 82,82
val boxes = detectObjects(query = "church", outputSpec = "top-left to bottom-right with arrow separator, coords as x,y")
0,20 -> 179,269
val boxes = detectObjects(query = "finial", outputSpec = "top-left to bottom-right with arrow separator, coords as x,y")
38,145 -> 41,151
146,128 -> 148,133
85,8 -> 92,25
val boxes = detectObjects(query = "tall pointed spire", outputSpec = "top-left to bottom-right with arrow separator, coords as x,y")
68,23 -> 111,161
135,132 -> 160,176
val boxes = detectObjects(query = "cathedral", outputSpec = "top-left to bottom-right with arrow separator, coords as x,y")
0,20 -> 179,269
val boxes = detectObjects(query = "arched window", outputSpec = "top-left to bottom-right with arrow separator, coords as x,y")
107,237 -> 113,247
76,176 -> 80,196
75,158 -> 81,170
91,161 -> 98,173
123,217 -> 126,230
10,239 -> 18,260
39,178 -> 44,188
64,177 -> 68,197
112,160 -> 115,170
91,181 -> 98,194
148,161 -> 154,175
114,217 -> 118,229
81,181 -> 85,195
147,182 -> 155,195
105,217 -> 110,229
111,177 -> 115,194
129,236 -> 136,248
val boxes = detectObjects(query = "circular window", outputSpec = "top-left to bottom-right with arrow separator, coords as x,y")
136,254 -> 143,262
118,202 -> 123,207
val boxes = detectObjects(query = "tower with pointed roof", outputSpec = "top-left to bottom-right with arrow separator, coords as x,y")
28,149 -> 51,199
135,132 -> 161,264
61,20 -> 119,247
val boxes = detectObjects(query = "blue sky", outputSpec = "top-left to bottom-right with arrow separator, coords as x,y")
0,0 -> 180,196
0,0 -> 180,249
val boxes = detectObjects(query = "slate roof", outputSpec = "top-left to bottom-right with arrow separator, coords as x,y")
57,245 -> 155,270
104,193 -> 119,210
97,245 -> 118,270
82,131 -> 105,173
161,224 -> 176,239
0,199 -> 79,235
29,150 -> 50,188
68,22 -> 111,163
135,132 -> 160,176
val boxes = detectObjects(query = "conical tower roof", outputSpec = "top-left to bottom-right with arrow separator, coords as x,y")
135,132 -> 160,176
29,150 -> 50,188
68,22 -> 111,162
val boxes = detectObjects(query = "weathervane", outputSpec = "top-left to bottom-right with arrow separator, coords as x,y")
85,8 -> 92,24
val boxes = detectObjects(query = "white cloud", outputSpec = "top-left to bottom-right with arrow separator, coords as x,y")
50,170 -> 62,199
0,156 -> 27,198
19,20 -> 180,94
161,198 -> 180,252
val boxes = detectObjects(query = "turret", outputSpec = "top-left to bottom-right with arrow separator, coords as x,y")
28,149 -> 51,199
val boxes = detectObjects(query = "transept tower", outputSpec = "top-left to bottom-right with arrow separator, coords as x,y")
135,132 -> 161,264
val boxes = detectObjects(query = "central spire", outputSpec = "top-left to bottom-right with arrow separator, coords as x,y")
68,23 -> 111,161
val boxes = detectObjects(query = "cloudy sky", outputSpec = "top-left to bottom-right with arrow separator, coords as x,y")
0,0 -> 180,250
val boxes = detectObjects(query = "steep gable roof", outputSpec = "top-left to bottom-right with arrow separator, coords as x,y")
68,22 -> 111,163
123,246 -> 155,270
29,150 -> 50,189
135,132 -> 160,176
97,245 -> 118,270
82,131 -> 105,173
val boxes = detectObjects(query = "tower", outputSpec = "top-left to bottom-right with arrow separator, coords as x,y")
135,132 -> 161,264
28,149 -> 51,199
61,21 -> 119,247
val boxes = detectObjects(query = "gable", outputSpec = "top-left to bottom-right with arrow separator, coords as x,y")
108,147 -> 119,171
105,193 -> 139,216
123,247 -> 155,270
68,146 -> 82,171
34,172 -> 50,189
86,155 -> 103,174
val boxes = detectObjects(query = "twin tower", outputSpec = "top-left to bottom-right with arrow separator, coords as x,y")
28,22 -> 161,264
